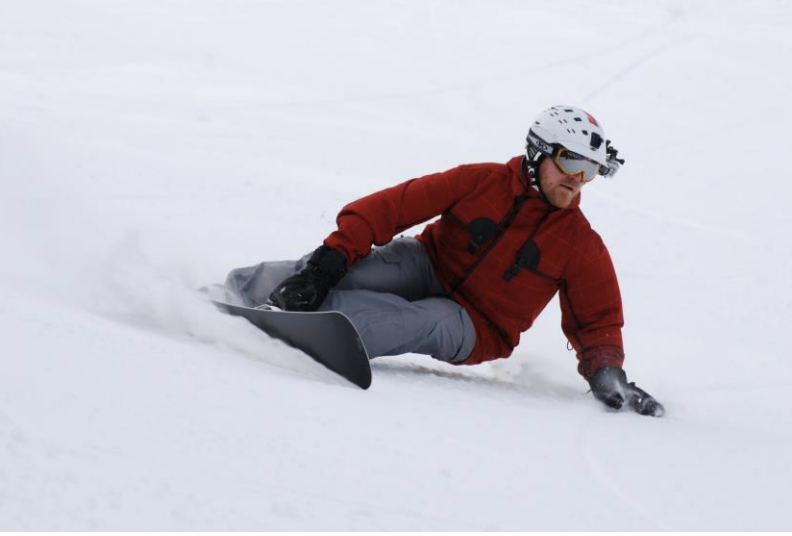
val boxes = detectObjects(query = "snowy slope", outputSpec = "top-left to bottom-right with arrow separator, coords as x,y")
1,0 -> 791,530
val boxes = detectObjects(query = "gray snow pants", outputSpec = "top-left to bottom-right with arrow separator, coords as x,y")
224,237 -> 476,363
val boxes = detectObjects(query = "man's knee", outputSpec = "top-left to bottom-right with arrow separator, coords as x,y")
409,298 -> 475,362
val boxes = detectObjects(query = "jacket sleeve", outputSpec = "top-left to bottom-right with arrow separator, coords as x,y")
558,228 -> 626,380
324,165 -> 481,265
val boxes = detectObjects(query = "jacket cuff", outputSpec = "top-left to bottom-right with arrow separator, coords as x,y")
577,346 -> 625,381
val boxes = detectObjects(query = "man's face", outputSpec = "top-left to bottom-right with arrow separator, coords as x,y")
539,156 -> 586,209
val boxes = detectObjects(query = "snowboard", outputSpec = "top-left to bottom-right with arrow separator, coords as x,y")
211,300 -> 372,389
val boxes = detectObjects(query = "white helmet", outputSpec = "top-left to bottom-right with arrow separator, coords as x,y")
526,105 -> 623,178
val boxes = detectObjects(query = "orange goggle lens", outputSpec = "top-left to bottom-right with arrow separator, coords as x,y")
554,148 -> 602,183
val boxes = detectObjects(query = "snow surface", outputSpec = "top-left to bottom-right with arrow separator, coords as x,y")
1,0 -> 791,530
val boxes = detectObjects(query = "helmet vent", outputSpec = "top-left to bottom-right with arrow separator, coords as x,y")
529,105 -> 610,167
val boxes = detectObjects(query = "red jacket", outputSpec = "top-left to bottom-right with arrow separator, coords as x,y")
324,156 -> 625,380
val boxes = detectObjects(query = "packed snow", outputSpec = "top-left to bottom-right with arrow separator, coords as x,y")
1,0 -> 791,530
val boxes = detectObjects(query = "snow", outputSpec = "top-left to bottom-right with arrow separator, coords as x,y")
1,0 -> 791,530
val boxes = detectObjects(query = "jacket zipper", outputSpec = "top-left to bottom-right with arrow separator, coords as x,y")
450,194 -> 529,292
450,197 -> 555,293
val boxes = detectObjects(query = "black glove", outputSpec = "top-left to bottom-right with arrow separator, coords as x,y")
589,367 -> 665,417
268,245 -> 347,311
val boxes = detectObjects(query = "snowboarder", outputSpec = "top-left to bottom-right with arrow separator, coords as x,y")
222,105 -> 664,416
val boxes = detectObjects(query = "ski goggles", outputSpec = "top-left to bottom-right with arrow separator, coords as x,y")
553,147 -> 603,183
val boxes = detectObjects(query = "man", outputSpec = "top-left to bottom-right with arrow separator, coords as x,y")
223,105 -> 664,416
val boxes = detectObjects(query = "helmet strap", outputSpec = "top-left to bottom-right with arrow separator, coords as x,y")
521,154 -> 547,200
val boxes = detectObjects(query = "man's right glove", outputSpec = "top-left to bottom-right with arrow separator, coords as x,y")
268,245 -> 347,311
589,367 -> 665,417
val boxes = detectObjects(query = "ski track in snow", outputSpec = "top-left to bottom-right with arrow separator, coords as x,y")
578,414 -> 670,531
585,188 -> 749,240
196,4 -> 689,110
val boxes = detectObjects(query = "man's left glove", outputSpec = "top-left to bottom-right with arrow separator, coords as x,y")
589,367 -> 665,417
268,245 -> 347,311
